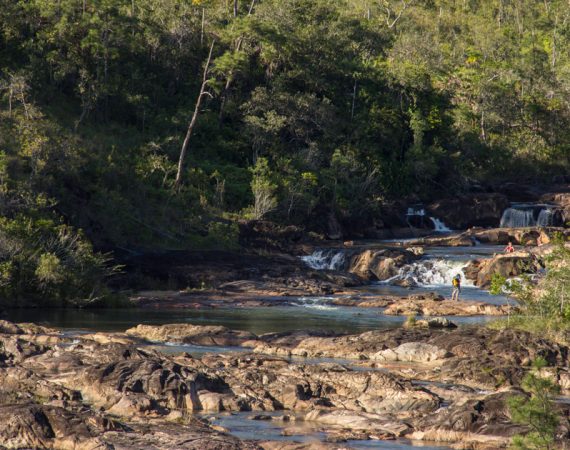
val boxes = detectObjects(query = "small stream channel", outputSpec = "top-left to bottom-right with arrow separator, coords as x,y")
201,411 -> 450,449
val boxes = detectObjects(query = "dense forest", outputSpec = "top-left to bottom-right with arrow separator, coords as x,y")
0,0 -> 569,303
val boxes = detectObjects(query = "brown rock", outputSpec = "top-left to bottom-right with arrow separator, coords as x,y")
427,194 -> 509,229
473,253 -> 538,288
348,249 -> 417,281
126,324 -> 258,346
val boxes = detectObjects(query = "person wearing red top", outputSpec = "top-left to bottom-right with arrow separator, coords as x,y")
504,242 -> 515,253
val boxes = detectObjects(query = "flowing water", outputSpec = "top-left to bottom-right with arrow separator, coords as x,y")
301,249 -> 347,270
302,244 -> 511,305
406,207 -> 452,233
500,203 -> 557,228
6,243 -> 509,333
429,217 -> 452,232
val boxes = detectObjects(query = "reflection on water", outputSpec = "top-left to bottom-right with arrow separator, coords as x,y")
5,306 -> 403,334
202,411 -> 451,449
5,305 -> 498,335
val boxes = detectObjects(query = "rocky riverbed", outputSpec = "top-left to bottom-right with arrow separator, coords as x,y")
4,218 -> 570,449
1,320 -> 569,449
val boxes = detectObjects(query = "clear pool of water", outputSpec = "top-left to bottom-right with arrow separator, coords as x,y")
201,411 -> 451,449
5,305 -> 499,335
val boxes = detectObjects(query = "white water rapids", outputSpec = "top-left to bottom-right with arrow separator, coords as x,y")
302,249 -> 472,287
429,217 -> 452,233
383,258 -> 473,287
300,250 -> 346,271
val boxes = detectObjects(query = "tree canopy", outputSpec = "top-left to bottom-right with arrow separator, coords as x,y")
0,0 -> 569,302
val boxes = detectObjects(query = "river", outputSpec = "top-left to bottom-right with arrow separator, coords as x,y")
5,239 -> 510,449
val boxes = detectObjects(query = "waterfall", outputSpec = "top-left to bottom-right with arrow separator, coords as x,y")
500,206 -> 555,228
500,208 -> 535,228
429,217 -> 452,233
537,209 -> 553,227
382,259 -> 473,287
301,250 -> 346,271
407,207 -> 425,216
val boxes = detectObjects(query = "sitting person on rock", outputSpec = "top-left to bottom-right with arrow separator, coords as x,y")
451,274 -> 461,301
504,241 -> 515,253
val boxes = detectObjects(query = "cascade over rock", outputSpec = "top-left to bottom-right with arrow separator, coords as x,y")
301,247 -> 420,282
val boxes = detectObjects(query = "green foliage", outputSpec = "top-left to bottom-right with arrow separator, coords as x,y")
490,235 -> 570,340
204,221 -> 240,251
405,315 -> 417,327
541,234 -> 570,321
250,157 -> 277,220
0,0 -> 569,303
508,358 -> 560,450
0,217 -> 117,306
35,253 -> 64,285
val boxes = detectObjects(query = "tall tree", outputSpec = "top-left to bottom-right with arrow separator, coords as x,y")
174,40 -> 216,190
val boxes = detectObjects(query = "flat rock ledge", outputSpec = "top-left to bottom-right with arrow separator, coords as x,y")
332,295 -> 514,316
1,320 -> 569,449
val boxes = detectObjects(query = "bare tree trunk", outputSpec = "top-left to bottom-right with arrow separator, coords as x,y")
384,0 -> 408,29
8,86 -> 12,117
233,0 -> 238,17
247,0 -> 256,14
174,41 -> 216,190
551,15 -> 558,67
480,109 -> 486,142
351,79 -> 358,121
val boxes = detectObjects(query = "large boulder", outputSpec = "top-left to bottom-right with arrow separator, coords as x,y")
347,248 -> 418,281
410,392 -> 527,447
469,227 -> 570,245
0,403 -> 112,450
303,409 -> 410,437
126,324 -> 257,347
427,194 -> 509,229
371,342 -> 450,362
238,220 -> 321,254
464,252 -> 541,288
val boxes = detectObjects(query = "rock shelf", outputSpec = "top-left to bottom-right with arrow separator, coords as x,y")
2,320 -> 568,449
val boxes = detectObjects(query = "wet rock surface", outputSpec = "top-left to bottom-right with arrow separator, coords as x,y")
1,320 -> 569,449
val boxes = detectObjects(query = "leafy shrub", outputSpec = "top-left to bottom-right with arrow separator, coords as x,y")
204,221 -> 240,251
0,217 -> 118,306
508,358 -> 560,450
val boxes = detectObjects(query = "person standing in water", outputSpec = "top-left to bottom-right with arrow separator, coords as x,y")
504,241 -> 515,253
451,274 -> 461,301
